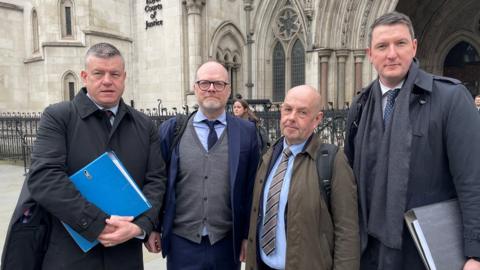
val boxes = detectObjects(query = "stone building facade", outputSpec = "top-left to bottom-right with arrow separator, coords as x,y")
0,0 -> 479,112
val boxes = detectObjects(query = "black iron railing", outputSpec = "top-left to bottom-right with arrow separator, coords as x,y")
0,112 -> 41,173
0,107 -> 348,172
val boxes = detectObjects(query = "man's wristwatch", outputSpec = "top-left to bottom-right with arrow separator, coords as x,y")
468,256 -> 480,262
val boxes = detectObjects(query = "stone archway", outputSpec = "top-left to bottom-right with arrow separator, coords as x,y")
396,0 -> 480,75
444,41 -> 480,96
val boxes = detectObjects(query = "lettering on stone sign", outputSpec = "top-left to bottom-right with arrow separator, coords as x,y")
145,19 -> 163,30
145,0 -> 163,30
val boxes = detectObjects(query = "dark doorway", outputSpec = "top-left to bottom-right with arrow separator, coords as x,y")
443,41 -> 480,97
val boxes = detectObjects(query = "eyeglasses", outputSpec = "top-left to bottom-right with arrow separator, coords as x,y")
196,80 -> 230,91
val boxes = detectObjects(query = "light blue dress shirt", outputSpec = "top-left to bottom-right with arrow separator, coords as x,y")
260,139 -> 306,270
192,110 -> 227,152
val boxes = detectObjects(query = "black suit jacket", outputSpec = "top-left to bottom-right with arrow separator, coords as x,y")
158,113 -> 260,261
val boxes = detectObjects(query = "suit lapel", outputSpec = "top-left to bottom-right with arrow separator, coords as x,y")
226,114 -> 240,191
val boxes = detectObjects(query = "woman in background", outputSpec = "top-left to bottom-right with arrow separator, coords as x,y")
233,99 -> 257,122
233,99 -> 269,154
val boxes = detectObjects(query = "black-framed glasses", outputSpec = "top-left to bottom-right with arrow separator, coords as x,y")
196,80 -> 230,91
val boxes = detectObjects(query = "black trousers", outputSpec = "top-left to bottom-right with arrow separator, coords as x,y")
259,260 -> 276,270
167,233 -> 240,270
360,230 -> 425,270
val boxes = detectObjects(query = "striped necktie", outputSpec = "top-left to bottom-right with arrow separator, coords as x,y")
261,147 -> 292,256
383,88 -> 400,125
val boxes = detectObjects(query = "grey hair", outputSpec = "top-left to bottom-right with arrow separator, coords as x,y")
368,11 -> 415,46
84,42 -> 124,68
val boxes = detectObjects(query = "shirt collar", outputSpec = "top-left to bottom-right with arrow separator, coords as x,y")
379,80 -> 404,97
282,138 -> 307,157
86,93 -> 119,115
193,110 -> 227,125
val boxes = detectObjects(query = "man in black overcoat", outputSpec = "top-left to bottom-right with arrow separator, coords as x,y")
4,42 -> 166,270
345,12 -> 480,270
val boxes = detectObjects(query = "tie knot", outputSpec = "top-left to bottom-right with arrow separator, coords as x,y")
386,88 -> 400,102
282,147 -> 292,158
103,109 -> 113,118
203,119 -> 220,130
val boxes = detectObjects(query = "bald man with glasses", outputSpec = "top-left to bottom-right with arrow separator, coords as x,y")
146,61 -> 260,270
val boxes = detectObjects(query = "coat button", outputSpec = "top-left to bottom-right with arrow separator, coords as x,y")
79,218 -> 88,228
253,207 -> 257,212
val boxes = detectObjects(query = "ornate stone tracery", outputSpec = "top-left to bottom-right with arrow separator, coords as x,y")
359,0 -> 374,46
273,7 -> 301,41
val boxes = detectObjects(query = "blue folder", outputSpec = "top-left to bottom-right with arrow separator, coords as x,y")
62,151 -> 151,252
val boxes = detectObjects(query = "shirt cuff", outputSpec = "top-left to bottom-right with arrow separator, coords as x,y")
135,229 -> 146,240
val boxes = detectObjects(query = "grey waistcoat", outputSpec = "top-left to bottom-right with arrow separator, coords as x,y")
173,117 -> 231,244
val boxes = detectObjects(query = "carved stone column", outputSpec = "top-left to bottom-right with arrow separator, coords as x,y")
184,0 -> 205,89
244,0 -> 253,98
336,49 -> 349,109
353,49 -> 365,96
317,49 -> 332,110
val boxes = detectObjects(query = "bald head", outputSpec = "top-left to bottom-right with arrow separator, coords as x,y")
286,85 -> 322,113
281,85 -> 323,145
195,61 -> 229,82
193,61 -> 231,119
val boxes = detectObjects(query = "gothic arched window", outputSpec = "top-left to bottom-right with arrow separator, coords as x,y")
291,39 -> 305,87
272,42 -> 286,102
32,9 -> 39,53
63,72 -> 77,101
60,0 -> 74,39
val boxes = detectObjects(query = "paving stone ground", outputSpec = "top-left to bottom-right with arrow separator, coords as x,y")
0,161 -> 166,270
0,161 -> 248,270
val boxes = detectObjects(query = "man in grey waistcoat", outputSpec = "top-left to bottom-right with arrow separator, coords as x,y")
146,61 -> 260,270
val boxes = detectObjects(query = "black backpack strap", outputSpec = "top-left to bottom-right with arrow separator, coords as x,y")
345,86 -> 369,166
168,113 -> 192,154
316,143 -> 339,212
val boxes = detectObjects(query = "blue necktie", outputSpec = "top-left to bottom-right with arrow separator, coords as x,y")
383,88 -> 400,125
203,120 -> 220,150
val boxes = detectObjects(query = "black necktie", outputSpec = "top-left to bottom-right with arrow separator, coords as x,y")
203,120 -> 220,150
383,88 -> 400,125
102,109 -> 113,130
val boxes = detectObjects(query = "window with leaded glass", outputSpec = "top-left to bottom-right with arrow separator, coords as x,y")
272,42 -> 285,102
291,39 -> 305,87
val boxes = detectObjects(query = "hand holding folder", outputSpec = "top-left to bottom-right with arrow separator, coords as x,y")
404,199 -> 465,270
97,215 -> 144,247
62,152 -> 152,252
